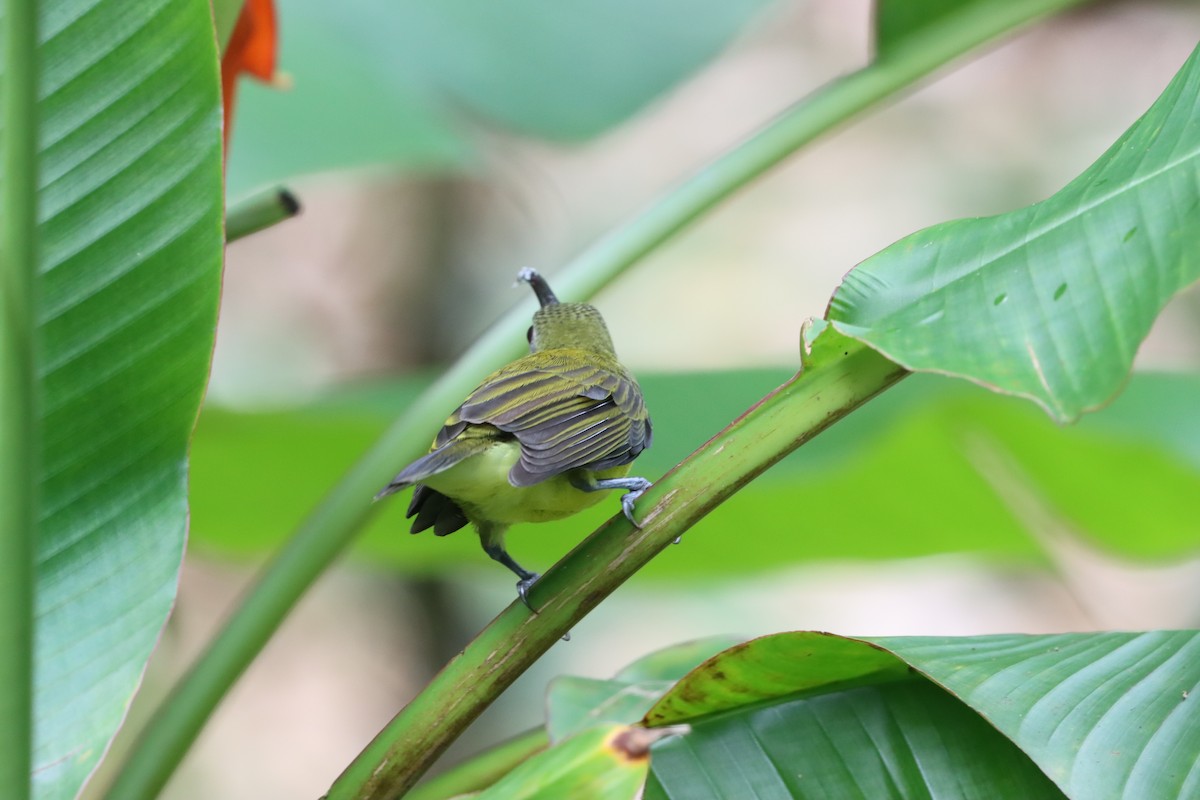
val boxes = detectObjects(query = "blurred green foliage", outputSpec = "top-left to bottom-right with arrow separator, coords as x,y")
226,0 -> 776,197
190,369 -> 1200,577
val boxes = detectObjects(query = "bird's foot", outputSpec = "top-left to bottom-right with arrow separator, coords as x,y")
620,478 -> 652,528
516,572 -> 542,612
515,573 -> 569,639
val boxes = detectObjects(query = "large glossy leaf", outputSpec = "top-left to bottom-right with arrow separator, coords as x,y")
642,633 -> 908,727
33,0 -> 223,796
645,681 -> 1066,799
643,631 -> 1200,799
879,633 -> 1200,799
828,42 -> 1200,423
227,0 -> 774,196
188,370 -> 1200,573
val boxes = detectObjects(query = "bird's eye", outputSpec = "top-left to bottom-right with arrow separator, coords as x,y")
526,326 -> 534,344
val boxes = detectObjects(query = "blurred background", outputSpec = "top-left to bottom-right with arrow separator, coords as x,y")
92,1 -> 1200,798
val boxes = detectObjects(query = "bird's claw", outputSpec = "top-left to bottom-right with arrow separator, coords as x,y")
516,574 -> 568,639
621,478 -> 652,528
516,573 -> 541,611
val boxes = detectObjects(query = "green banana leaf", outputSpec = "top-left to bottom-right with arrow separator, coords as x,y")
829,40 -> 1200,423
437,631 -> 1199,798
28,0 -> 224,796
642,631 -> 1200,800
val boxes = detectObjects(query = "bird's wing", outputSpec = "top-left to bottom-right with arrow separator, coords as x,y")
448,354 -> 650,487
374,430 -> 496,499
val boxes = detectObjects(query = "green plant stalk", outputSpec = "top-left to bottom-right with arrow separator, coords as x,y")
405,728 -> 549,800
106,2 -> 1086,797
325,339 -> 909,799
0,0 -> 38,797
225,187 -> 301,242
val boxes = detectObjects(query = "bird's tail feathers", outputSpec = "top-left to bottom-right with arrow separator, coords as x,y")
407,485 -> 470,536
374,437 -> 492,501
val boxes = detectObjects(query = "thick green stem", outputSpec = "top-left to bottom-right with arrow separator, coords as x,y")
225,187 -> 300,242
105,2 -> 1084,797
326,336 -> 909,799
0,0 -> 38,797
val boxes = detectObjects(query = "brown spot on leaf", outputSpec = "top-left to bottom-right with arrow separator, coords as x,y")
609,725 -> 690,762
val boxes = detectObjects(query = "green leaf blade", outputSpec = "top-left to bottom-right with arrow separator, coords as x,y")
878,632 -> 1200,799
829,43 -> 1200,422
31,0 -> 224,797
646,681 -> 1066,800
644,632 -> 911,727
636,632 -> 1200,799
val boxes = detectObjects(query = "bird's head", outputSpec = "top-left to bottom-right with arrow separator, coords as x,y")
517,268 -> 617,356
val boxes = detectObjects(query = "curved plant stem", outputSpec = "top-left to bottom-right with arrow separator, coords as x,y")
325,334 -> 909,799
106,2 -> 1085,797
0,0 -> 39,797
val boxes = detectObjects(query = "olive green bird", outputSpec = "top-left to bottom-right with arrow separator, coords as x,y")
375,268 -> 652,605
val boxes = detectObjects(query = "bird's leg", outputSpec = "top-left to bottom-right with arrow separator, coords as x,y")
478,523 -> 540,610
571,474 -> 652,528
485,543 -> 541,610
480,535 -> 571,639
